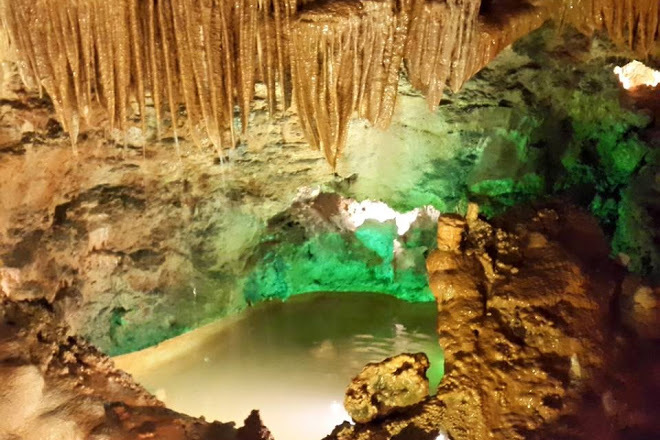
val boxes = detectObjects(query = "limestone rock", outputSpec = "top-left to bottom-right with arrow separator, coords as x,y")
329,205 -> 627,440
344,352 -> 430,423
0,365 -> 44,432
0,298 -> 273,440
435,215 -> 466,252
621,275 -> 660,339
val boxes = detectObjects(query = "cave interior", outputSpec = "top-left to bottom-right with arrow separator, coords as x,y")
0,0 -> 658,439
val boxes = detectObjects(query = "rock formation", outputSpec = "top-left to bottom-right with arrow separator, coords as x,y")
0,297 -> 274,440
327,203 -> 658,440
426,205 -> 612,439
0,11 -> 657,439
1,0 -> 657,164
344,352 -> 430,423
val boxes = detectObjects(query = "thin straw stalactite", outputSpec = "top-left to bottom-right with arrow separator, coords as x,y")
0,0 -> 657,165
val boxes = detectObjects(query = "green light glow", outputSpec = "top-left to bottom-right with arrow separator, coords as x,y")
244,226 -> 434,304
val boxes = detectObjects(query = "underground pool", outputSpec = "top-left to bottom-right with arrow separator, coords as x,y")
114,292 -> 444,440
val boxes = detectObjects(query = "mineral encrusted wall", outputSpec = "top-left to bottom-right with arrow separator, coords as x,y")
1,0 -> 658,165
0,24 -> 657,356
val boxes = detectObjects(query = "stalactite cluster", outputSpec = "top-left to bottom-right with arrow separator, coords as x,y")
561,0 -> 659,56
290,0 -> 412,166
0,0 -> 296,156
0,0 -> 657,165
404,0 -> 481,109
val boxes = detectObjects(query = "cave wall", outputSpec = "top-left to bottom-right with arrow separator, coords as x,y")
0,23 -> 657,355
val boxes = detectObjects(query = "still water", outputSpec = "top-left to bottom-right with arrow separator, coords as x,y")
114,292 -> 443,440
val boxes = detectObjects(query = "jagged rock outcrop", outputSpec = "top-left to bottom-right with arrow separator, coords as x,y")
0,297 -> 273,440
344,352 -> 430,423
326,204 -> 659,440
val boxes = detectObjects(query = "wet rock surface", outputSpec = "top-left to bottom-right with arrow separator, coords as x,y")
428,204 -> 613,439
344,352 -> 430,423
326,203 -> 659,440
1,22 -> 657,358
0,297 -> 272,440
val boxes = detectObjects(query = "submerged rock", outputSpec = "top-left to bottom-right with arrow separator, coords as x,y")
344,352 -> 430,423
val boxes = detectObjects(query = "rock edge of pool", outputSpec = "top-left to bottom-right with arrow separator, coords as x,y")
1,204 -> 658,440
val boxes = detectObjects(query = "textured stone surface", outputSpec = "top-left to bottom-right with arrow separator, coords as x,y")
0,297 -> 273,440
326,203 -> 658,440
620,275 -> 660,340
345,353 -> 430,423
0,75 -> 335,354
427,205 -> 613,440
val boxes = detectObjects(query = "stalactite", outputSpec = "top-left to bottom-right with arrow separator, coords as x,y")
291,0 -> 413,167
356,0 -> 413,129
290,1 -> 362,166
561,0 -> 659,56
446,0 -> 481,93
0,0 -> 657,165
405,0 -> 458,110
404,0 -> 483,110
0,0 -> 284,154
463,1 -> 556,82
154,0 -> 182,145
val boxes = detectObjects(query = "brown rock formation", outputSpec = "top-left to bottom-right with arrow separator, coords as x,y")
0,297 -> 273,440
426,205 -> 613,439
344,352 -> 430,423
326,203 -> 660,440
1,0 -> 657,165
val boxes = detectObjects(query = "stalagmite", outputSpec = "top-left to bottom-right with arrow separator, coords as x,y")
0,0 -> 657,164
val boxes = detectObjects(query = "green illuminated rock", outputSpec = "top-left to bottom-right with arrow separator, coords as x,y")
244,224 -> 434,304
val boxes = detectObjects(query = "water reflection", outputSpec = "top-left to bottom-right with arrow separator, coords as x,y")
114,292 -> 443,440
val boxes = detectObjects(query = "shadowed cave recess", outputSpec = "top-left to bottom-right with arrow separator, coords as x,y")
0,0 -> 658,439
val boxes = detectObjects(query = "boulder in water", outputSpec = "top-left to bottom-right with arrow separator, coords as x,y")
344,352 -> 430,423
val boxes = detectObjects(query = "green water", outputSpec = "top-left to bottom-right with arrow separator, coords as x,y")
116,292 -> 443,440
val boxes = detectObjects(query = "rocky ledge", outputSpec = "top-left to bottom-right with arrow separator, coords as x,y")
327,203 -> 659,440
0,298 -> 273,440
